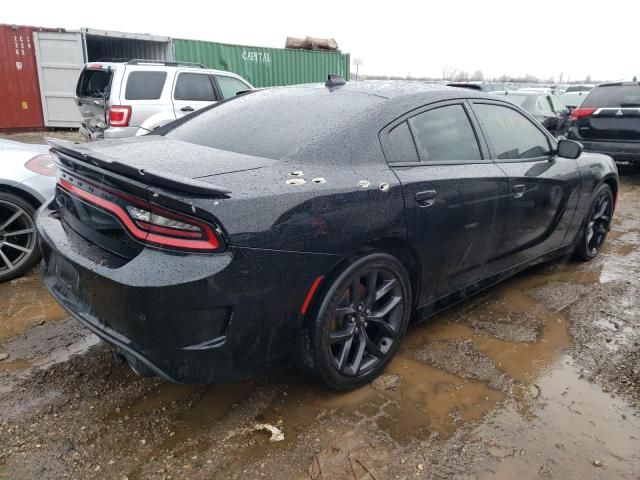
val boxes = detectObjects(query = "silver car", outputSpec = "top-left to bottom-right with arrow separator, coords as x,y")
0,140 -> 56,282
76,60 -> 254,141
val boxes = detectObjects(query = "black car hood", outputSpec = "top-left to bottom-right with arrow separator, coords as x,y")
77,136 -> 276,179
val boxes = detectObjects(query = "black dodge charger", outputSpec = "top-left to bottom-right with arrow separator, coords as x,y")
37,80 -> 618,390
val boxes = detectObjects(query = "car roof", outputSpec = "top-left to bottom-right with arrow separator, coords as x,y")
274,80 -> 491,100
495,90 -> 542,97
83,61 -> 246,78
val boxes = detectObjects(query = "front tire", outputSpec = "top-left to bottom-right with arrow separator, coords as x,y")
573,184 -> 614,261
0,192 -> 41,282
303,252 -> 412,391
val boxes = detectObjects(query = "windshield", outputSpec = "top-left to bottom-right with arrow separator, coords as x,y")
76,69 -> 113,98
566,85 -> 593,93
164,88 -> 383,159
581,85 -> 640,108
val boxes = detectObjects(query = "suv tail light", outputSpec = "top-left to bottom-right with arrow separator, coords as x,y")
570,107 -> 597,120
57,177 -> 223,252
109,106 -> 132,127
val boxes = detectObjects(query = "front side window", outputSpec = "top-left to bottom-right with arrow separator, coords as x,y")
474,103 -> 551,160
125,71 -> 167,100
174,73 -> 216,101
409,105 -> 482,162
216,76 -> 250,99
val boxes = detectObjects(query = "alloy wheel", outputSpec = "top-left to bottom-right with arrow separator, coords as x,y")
586,191 -> 612,255
328,268 -> 404,377
0,200 -> 37,276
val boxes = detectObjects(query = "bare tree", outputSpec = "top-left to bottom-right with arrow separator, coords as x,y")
441,65 -> 457,81
472,70 -> 484,81
454,71 -> 471,82
352,58 -> 363,81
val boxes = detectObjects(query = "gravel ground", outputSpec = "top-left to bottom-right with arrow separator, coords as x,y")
0,154 -> 638,479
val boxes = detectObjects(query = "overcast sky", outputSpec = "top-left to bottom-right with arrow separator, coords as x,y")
4,0 -> 638,82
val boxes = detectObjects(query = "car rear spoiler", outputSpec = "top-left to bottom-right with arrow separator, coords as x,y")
47,138 -> 231,198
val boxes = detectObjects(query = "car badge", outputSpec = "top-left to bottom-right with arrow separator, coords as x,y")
616,109 -> 623,116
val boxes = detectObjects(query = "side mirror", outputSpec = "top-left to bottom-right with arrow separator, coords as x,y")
557,139 -> 583,159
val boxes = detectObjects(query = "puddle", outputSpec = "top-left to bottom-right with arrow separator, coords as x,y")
473,357 -> 640,480
0,269 -> 66,342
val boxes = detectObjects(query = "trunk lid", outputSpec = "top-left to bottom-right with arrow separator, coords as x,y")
48,136 -> 273,260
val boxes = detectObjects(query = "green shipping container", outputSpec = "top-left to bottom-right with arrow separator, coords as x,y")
172,38 -> 350,88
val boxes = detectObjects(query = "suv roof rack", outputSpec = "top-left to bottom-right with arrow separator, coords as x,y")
96,58 -> 206,68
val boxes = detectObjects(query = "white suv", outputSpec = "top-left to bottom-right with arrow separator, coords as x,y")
75,60 -> 253,141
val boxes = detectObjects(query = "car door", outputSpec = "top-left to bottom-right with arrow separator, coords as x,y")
470,100 -> 581,268
172,71 -> 219,118
382,101 -> 509,305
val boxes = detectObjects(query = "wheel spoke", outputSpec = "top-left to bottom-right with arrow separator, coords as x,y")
330,323 -> 355,344
335,336 -> 354,370
5,228 -> 35,237
368,295 -> 402,320
345,329 -> 366,375
349,278 -> 361,305
586,224 -> 594,244
363,330 -> 385,358
0,209 -> 24,230
375,279 -> 397,302
366,317 -> 398,338
0,249 -> 14,271
335,305 -> 355,317
364,270 -> 378,307
2,241 -> 31,253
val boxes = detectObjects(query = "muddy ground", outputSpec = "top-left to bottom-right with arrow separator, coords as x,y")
0,133 -> 639,479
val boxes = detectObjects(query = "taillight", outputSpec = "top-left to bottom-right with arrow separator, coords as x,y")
570,107 -> 597,120
57,177 -> 222,252
108,106 -> 132,127
25,153 -> 57,177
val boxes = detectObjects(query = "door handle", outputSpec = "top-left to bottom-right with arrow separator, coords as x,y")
512,184 -> 526,199
180,106 -> 194,112
415,190 -> 437,207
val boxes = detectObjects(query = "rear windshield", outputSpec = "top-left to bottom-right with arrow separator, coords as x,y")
164,88 -> 382,159
77,69 -> 112,98
581,85 -> 640,108
500,94 -> 529,107
566,85 -> 593,93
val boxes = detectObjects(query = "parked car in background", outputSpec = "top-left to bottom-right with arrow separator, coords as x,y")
0,140 -> 56,282
518,87 -> 555,94
76,59 -> 253,141
567,81 -> 640,164
493,91 -> 571,136
566,84 -> 595,93
559,91 -> 588,111
38,81 -> 617,390
446,82 -> 510,92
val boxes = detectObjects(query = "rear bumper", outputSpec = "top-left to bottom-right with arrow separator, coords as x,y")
579,139 -> 640,163
80,124 -> 150,142
36,200 -> 339,383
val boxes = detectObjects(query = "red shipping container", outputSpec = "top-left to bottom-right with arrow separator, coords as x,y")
0,24 -> 47,130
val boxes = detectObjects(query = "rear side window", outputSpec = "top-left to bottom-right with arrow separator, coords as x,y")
409,105 -> 482,162
125,71 -> 167,100
581,85 -> 640,108
387,122 -> 419,163
216,76 -> 250,99
474,103 -> 551,160
174,73 -> 216,101
77,69 -> 112,98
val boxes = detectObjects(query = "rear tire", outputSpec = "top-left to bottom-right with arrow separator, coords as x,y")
573,184 -> 613,262
0,192 -> 41,282
301,252 -> 412,391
